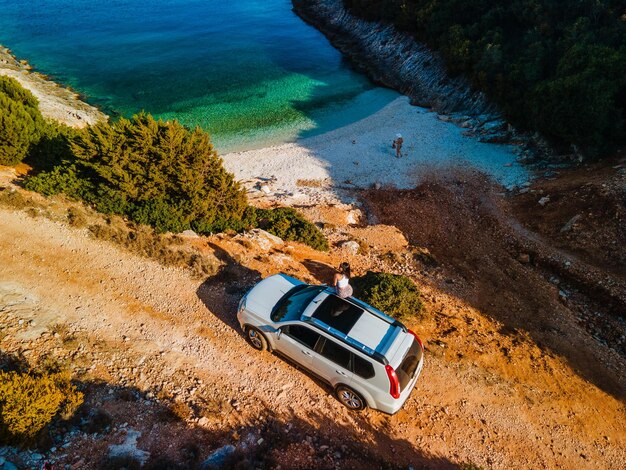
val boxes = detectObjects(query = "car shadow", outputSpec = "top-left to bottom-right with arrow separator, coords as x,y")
196,243 -> 262,331
302,258 -> 336,284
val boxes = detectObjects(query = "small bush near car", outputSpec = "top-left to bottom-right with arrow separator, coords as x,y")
255,207 -> 329,251
351,271 -> 423,320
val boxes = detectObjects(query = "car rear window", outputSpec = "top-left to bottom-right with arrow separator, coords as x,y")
396,338 -> 423,391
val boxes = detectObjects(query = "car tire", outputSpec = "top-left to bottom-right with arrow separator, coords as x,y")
245,326 -> 268,351
335,385 -> 366,411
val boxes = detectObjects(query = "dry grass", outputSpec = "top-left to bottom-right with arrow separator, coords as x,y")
67,206 -> 88,228
0,188 -> 40,210
296,178 -> 326,188
88,217 -> 220,279
0,186 -> 221,278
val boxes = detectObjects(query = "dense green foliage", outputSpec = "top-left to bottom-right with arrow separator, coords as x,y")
26,113 -> 249,233
0,370 -> 83,444
255,207 -> 329,251
0,76 -> 46,165
0,79 -> 328,249
352,271 -> 423,319
343,0 -> 626,152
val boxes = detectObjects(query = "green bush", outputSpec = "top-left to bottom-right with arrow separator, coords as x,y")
27,113 -> 249,233
25,163 -> 91,197
0,370 -> 83,444
351,271 -> 423,320
255,207 -> 329,251
0,76 -> 46,165
26,121 -> 80,171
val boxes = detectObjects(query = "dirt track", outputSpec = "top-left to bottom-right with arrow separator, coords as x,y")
1,162 -> 625,468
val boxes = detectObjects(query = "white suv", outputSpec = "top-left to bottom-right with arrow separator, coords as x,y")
237,274 -> 424,414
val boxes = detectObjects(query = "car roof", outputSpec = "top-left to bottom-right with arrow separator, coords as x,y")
301,290 -> 406,362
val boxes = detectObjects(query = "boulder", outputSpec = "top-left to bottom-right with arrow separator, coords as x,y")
200,445 -> 236,470
0,460 -> 18,470
538,196 -> 550,206
560,214 -> 581,233
243,229 -> 284,251
108,430 -> 150,466
180,230 -> 199,238
339,240 -> 360,255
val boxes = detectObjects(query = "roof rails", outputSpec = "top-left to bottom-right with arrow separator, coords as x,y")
306,316 -> 388,364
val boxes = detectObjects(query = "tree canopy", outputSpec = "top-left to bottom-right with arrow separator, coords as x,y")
0,76 -> 45,165
344,0 -> 626,153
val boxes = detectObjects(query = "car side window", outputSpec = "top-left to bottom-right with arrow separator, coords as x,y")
318,338 -> 351,370
283,325 -> 320,350
352,354 -> 375,379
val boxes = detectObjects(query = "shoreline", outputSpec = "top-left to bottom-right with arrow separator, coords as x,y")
0,44 -> 530,207
222,95 -> 529,206
0,46 -> 106,128
290,0 -> 556,158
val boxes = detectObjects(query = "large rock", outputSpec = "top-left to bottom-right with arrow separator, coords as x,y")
200,445 -> 236,470
240,229 -> 284,251
108,430 -> 150,466
339,240 -> 360,255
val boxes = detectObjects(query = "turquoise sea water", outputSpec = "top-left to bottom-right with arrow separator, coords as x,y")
0,0 -> 391,151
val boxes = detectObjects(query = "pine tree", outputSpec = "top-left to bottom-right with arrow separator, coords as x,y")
0,76 -> 45,165
70,113 -> 248,233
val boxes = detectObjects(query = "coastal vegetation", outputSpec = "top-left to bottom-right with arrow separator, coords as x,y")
0,76 -> 326,249
352,271 -> 423,319
342,0 -> 626,154
27,113 -> 250,234
0,76 -> 46,165
255,207 -> 330,251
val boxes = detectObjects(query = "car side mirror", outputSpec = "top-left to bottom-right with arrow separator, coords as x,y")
276,328 -> 282,340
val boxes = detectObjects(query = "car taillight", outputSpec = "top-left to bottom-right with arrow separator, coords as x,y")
385,364 -> 400,399
408,329 -> 423,349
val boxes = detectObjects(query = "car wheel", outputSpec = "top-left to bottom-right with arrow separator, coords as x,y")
246,326 -> 268,351
336,385 -> 366,411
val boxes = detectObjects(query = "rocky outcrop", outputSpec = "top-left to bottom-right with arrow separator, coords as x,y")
0,46 -> 107,128
291,0 -> 496,116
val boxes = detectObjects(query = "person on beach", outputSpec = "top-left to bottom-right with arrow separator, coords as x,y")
392,133 -> 404,158
333,262 -> 353,298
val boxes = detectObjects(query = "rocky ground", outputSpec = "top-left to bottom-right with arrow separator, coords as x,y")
0,154 -> 624,469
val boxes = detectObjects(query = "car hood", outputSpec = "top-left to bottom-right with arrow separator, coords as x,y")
243,273 -> 304,319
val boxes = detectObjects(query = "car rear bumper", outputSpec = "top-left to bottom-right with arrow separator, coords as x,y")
375,354 -> 424,415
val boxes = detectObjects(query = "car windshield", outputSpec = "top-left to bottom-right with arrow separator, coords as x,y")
271,285 -> 324,322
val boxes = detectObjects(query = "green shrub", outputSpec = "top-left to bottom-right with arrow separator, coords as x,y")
0,370 -> 83,444
24,163 -> 91,197
26,112 -> 249,233
26,121 -> 80,171
74,113 -> 248,232
351,271 -> 423,320
255,207 -> 329,251
0,76 -> 46,165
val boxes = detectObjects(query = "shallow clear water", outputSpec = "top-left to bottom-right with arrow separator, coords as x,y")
0,0 -> 386,151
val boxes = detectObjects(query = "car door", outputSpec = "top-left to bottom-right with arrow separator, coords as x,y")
275,324 -> 321,370
310,336 -> 354,387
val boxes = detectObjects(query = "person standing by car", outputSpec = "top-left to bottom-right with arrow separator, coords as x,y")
333,262 -> 353,298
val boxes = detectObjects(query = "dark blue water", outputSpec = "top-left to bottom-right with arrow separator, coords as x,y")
0,0 -> 394,151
